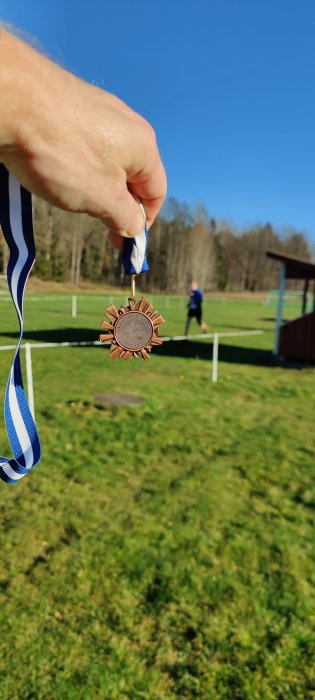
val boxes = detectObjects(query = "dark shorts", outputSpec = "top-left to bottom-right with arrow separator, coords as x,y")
188,308 -> 202,324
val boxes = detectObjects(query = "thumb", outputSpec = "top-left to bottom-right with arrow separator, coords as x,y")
101,188 -> 145,240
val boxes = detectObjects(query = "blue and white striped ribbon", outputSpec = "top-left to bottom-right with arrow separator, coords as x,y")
0,164 -> 41,484
121,202 -> 149,275
0,175 -> 148,483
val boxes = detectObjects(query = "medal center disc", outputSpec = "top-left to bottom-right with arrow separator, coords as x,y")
114,311 -> 154,351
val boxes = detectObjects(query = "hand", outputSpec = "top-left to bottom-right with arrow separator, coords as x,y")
0,29 -> 167,246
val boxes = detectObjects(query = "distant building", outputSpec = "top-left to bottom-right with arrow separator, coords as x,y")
266,250 -> 315,363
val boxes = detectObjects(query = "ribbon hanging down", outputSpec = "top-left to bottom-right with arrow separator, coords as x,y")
0,164 -> 41,484
121,202 -> 149,275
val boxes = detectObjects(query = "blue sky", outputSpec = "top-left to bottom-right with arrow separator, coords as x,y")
2,0 -> 315,241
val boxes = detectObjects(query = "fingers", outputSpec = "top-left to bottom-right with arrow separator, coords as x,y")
107,198 -> 146,250
128,156 -> 167,229
105,157 -> 167,249
101,183 -> 145,238
101,119 -> 167,246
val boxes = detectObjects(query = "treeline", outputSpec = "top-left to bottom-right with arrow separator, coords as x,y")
0,196 -> 311,292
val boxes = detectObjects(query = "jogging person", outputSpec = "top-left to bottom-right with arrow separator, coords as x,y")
184,281 -> 209,336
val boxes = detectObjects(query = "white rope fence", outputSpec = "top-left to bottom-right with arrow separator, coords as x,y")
0,330 -> 264,416
0,293 -> 265,310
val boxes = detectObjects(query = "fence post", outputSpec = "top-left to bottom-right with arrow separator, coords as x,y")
72,295 -> 77,319
25,343 -> 35,419
274,263 -> 286,354
212,333 -> 219,383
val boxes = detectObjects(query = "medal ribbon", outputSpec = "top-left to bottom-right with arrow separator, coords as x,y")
121,202 -> 149,275
0,164 -> 41,484
0,173 -> 148,483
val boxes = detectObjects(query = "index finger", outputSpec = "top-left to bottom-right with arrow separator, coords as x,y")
128,156 -> 167,228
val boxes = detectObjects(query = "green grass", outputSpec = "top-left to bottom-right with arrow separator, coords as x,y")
0,292 -> 314,699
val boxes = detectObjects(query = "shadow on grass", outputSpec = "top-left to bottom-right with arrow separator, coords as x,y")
260,317 -> 290,323
159,340 -> 314,368
204,324 -> 262,331
0,327 -> 98,344
158,339 -> 277,367
0,328 -> 312,369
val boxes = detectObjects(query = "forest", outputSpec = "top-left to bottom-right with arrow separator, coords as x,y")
0,195 -> 311,293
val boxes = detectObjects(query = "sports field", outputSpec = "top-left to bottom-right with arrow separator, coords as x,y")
0,291 -> 314,699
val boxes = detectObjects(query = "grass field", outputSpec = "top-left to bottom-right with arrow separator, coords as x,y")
0,291 -> 314,699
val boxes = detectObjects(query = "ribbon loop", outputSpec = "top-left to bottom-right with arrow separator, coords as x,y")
121,202 -> 149,275
0,165 -> 41,483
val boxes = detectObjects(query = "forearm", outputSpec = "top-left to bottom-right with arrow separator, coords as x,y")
0,29 -> 23,150
0,29 -> 43,152
0,29 -> 77,155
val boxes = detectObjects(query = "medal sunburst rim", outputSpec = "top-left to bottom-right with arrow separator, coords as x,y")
100,296 -> 164,360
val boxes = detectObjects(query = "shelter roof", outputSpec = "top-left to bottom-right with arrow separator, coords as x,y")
266,250 -> 315,280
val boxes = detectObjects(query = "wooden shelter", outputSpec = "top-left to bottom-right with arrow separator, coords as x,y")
266,250 -> 315,362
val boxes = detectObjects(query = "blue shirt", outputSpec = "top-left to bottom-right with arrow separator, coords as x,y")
188,289 -> 203,310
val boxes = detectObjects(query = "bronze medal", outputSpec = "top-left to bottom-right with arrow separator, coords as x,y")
114,310 -> 154,351
100,291 -> 164,360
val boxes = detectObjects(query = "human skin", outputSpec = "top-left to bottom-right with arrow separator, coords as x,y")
0,29 -> 167,248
